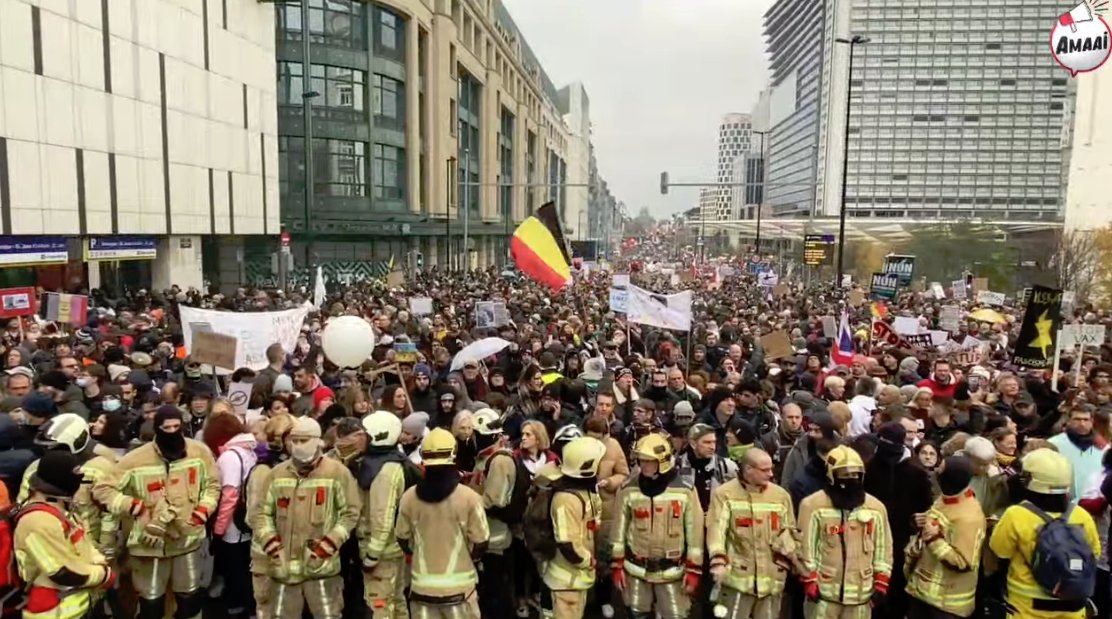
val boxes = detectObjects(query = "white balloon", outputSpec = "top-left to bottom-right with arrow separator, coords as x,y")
321,316 -> 375,368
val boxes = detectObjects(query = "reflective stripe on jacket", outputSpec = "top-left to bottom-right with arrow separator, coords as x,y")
706,480 -> 794,597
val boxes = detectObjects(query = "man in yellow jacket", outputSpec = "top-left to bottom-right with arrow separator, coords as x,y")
707,448 -> 795,619
246,412 -> 295,619
468,409 -> 519,619
93,406 -> 219,619
543,436 -> 606,619
395,427 -> 489,619
16,450 -> 116,619
989,448 -> 1100,619
253,417 -> 362,619
905,455 -> 986,618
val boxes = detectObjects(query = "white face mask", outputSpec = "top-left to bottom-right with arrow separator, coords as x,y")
290,440 -> 321,465
75,377 -> 90,388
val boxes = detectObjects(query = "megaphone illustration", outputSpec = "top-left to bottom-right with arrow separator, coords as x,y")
1060,1 -> 1094,32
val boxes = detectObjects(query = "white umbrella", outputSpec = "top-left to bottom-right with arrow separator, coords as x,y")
451,337 -> 512,371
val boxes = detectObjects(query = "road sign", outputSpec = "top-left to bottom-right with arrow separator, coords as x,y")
803,234 -> 835,266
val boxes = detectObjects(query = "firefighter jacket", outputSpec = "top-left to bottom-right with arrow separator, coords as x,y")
19,447 -> 119,556
611,475 -> 704,583
14,501 -> 112,619
468,446 -> 516,553
798,490 -> 893,606
92,439 -> 219,558
989,502 -> 1101,619
706,479 -> 795,598
245,461 -> 276,574
543,487 -> 604,591
253,456 -> 362,585
356,459 -> 406,562
395,482 -> 489,602
904,488 -> 986,618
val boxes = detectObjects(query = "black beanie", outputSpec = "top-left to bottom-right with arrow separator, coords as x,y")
32,450 -> 84,497
154,405 -> 183,427
938,455 -> 974,497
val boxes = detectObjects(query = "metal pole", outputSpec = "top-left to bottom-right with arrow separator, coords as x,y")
502,174 -> 511,266
462,148 -> 470,272
446,157 -> 455,271
836,36 -> 862,287
754,130 -> 767,255
300,0 -> 314,261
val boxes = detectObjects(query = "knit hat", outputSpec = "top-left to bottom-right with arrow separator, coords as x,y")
154,405 -> 183,426
413,364 -> 432,378
32,450 -> 84,497
290,417 -> 323,440
22,393 -> 57,420
402,412 -> 430,436
311,387 -> 335,411
687,423 -> 716,443
963,436 -> 996,464
938,455 -> 974,496
107,364 -> 130,382
899,356 -> 920,372
273,374 -> 293,393
672,401 -> 696,425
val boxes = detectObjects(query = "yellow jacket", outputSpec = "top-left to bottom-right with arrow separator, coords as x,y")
706,480 -> 794,597
395,482 -> 489,600
19,447 -> 119,556
356,460 -> 406,562
252,457 -> 362,585
798,490 -> 893,606
468,446 -> 516,553
989,502 -> 1100,619
246,461 -> 274,575
92,439 -> 219,558
612,475 -> 704,583
905,488 -> 985,617
543,487 -> 603,591
14,501 -> 111,619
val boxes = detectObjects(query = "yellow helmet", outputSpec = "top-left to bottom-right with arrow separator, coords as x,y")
825,445 -> 865,484
1022,448 -> 1072,495
421,428 -> 457,466
633,433 -> 674,475
560,437 -> 606,479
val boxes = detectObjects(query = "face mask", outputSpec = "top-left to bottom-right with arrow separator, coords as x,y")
154,428 -> 186,460
290,441 -> 321,466
102,399 -> 121,413
75,377 -> 90,388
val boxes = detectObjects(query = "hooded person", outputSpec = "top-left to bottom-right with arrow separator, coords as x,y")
864,422 -> 934,619
407,364 -> 439,416
781,411 -> 837,490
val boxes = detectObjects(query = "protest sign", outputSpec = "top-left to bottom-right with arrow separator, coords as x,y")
393,342 -> 419,364
976,291 -> 1006,306
870,273 -> 899,300
882,255 -> 916,286
227,382 -> 252,419
1011,285 -> 1064,369
190,331 -> 238,370
951,280 -> 966,300
893,317 -> 921,335
180,305 -> 310,370
759,330 -> 794,360
939,306 -> 962,332
0,287 -> 36,319
409,297 -> 433,315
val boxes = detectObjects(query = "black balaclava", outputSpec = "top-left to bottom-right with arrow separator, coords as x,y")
474,431 -> 499,453
937,455 -> 974,497
875,422 -> 907,464
153,405 -> 186,460
637,463 -> 676,498
416,464 -> 459,503
827,471 -> 866,511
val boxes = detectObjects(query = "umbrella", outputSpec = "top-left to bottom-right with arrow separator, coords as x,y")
968,308 -> 1006,324
450,337 -> 512,371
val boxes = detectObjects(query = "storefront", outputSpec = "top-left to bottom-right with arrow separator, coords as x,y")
0,235 -> 163,294
85,236 -> 158,295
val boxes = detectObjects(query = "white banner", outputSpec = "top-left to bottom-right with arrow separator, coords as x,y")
179,305 -> 310,370
976,290 -> 1005,306
626,285 -> 693,331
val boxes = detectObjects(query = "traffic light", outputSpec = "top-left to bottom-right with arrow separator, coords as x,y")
416,252 -> 424,270
659,172 -> 669,195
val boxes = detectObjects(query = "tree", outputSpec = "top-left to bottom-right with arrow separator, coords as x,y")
1091,226 -> 1112,303
1048,230 -> 1098,302
893,223 -> 1016,289
845,240 -> 894,282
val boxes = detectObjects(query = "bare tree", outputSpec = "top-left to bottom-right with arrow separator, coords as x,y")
1048,230 -> 1098,302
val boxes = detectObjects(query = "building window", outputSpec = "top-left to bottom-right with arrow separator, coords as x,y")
278,137 -> 367,198
276,0 -> 366,50
499,108 -> 515,220
278,62 -> 365,112
372,74 -> 404,128
458,71 -> 481,213
375,6 -> 404,59
372,144 -> 405,200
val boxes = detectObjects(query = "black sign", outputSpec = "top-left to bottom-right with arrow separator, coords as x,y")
883,255 -> 916,286
803,234 -> 835,266
1011,285 -> 1064,369
870,272 -> 900,300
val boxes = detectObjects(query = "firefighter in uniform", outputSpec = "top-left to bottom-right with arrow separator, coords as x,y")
358,411 -> 415,619
468,408 -> 518,619
93,406 -> 219,619
542,436 -> 606,619
611,433 -> 704,619
798,445 -> 893,619
395,427 -> 490,619
904,455 -> 986,619
989,448 -> 1100,619
15,450 -> 116,619
253,417 -> 363,619
707,448 -> 797,619
246,413 -> 295,619
18,413 -> 119,558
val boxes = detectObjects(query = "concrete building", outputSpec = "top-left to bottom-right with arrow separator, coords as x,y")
557,82 -> 590,240
731,89 -> 771,221
705,113 -> 751,221
265,0 -> 576,287
0,0 -> 277,291
763,0 -> 1073,222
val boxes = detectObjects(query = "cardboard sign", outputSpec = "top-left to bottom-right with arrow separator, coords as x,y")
971,278 -> 989,294
951,280 -> 967,300
849,290 -> 865,307
821,316 -> 837,338
905,333 -> 934,349
950,348 -> 985,367
409,297 -> 433,315
190,331 -> 238,370
386,270 -> 405,287
759,330 -> 794,360
939,306 -> 962,332
1060,324 -> 1107,349
930,282 -> 945,299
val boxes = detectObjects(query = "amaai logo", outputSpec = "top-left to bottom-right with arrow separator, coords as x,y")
1051,1 -> 1112,76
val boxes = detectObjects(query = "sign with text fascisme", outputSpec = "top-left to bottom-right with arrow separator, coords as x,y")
976,290 -> 1006,306
802,234 -> 835,266
882,254 -> 916,286
84,236 -> 157,261
0,236 -> 68,266
179,305 -> 310,370
189,330 -> 238,370
870,272 -> 900,300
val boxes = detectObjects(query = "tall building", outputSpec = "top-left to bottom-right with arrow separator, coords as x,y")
708,113 -> 751,220
731,89 -> 771,220
269,0 -> 577,285
0,0 -> 277,291
763,0 -> 1074,222
557,82 -> 591,240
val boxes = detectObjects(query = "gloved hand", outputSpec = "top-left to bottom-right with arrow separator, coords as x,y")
189,507 -> 209,527
311,538 -> 338,560
684,569 -> 700,594
802,574 -> 819,601
709,561 -> 727,584
139,520 -> 167,547
99,567 -> 116,590
362,557 -> 379,573
262,536 -> 283,559
611,560 -> 626,592
128,500 -> 145,518
871,574 -> 890,609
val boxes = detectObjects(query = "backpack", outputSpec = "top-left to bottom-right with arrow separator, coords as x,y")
1022,501 -> 1097,601
232,452 -> 260,534
0,503 -> 68,614
522,486 -> 583,563
485,453 -> 531,525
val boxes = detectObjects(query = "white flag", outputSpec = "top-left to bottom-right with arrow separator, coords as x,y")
626,285 -> 693,331
313,266 -> 327,309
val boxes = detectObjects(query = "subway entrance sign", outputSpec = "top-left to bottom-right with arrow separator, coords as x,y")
803,234 -> 835,266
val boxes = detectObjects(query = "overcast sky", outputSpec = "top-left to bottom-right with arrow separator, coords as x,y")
501,0 -> 774,219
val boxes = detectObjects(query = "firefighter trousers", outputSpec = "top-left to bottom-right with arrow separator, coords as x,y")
540,589 -> 588,619
622,575 -> 689,619
907,598 -> 965,619
409,590 -> 481,619
719,587 -> 781,619
271,575 -> 344,619
804,600 -> 872,619
130,550 -> 205,600
363,558 -> 410,619
252,573 -> 273,619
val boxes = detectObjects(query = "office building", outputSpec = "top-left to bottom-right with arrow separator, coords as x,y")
731,89 -> 771,221
706,113 -> 751,221
0,0 -> 277,291
1064,65 -> 1112,232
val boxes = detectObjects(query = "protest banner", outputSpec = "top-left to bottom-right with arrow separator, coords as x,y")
1011,285 -> 1064,369
180,305 -> 310,370
0,287 -> 36,319
882,254 -> 916,286
870,273 -> 899,300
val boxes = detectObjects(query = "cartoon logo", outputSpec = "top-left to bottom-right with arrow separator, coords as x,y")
1051,0 -> 1111,76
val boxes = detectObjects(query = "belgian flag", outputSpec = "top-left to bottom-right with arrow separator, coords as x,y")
510,202 -> 572,291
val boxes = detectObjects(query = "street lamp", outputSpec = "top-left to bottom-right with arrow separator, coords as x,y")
834,34 -> 868,287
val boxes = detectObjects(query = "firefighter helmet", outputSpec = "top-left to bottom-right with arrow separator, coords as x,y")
633,433 -> 674,474
560,437 -> 606,479
361,410 -> 402,447
36,413 -> 90,454
421,428 -> 458,466
472,408 -> 503,436
1022,448 -> 1072,495
825,445 -> 865,484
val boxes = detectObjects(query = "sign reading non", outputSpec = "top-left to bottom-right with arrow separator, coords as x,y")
882,254 -> 916,286
870,272 -> 900,300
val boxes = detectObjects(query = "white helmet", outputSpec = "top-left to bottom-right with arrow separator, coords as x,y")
361,410 -> 402,448
36,413 -> 90,454
472,408 -> 503,436
553,424 -> 583,445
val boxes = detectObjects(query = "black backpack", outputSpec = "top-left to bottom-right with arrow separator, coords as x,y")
1023,502 -> 1097,601
485,452 -> 531,525
232,452 -> 259,534
523,485 -> 583,563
